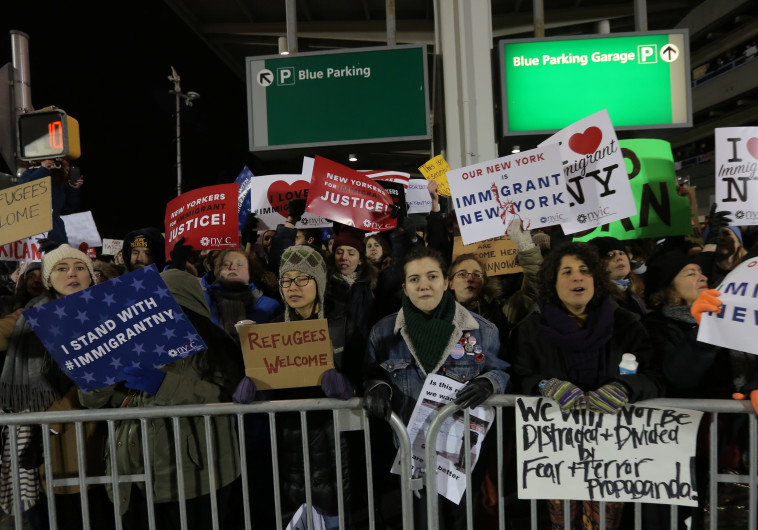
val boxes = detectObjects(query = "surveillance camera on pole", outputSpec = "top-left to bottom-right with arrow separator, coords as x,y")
168,66 -> 199,196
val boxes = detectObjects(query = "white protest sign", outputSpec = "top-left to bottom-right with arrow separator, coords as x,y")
390,374 -> 494,504
406,179 -> 433,214
61,211 -> 102,249
0,233 -> 46,262
248,173 -> 330,230
714,127 -> 758,225
516,397 -> 702,506
101,238 -> 124,257
698,257 -> 758,354
446,144 -> 567,245
540,109 -> 636,235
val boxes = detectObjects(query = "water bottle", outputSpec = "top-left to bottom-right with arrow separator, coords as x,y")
619,353 -> 638,374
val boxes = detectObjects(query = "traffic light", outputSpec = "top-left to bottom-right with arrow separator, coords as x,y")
17,107 -> 80,161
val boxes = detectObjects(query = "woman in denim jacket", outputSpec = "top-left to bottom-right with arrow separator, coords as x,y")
362,245 -> 510,529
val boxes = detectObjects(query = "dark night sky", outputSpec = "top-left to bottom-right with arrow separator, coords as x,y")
2,1 -> 257,239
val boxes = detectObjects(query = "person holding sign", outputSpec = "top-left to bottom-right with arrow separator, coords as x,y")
363,245 -> 510,529
511,242 -> 662,529
79,269 -> 243,530
0,244 -> 108,529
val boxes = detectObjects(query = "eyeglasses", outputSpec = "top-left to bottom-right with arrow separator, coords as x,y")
279,275 -> 314,288
453,270 -> 484,280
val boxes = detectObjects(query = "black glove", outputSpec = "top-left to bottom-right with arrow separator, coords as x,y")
169,237 -> 193,271
454,378 -> 494,409
38,238 -> 61,254
240,214 -> 259,247
362,381 -> 393,421
287,199 -> 307,222
705,203 -> 732,245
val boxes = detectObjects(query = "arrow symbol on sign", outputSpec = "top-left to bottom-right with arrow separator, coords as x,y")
259,71 -> 272,85
662,45 -> 677,60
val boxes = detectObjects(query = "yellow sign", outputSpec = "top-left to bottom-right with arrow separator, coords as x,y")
0,177 -> 53,247
418,154 -> 451,196
238,319 -> 334,390
452,235 -> 523,276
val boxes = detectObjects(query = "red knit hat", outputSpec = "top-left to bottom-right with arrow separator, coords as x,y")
333,228 -> 366,255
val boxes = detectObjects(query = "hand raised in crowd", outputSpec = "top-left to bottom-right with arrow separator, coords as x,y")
506,217 -> 535,252
287,198 -> 307,223
169,237 -> 194,271
704,203 -> 732,245
690,289 -> 722,324
240,214 -> 259,247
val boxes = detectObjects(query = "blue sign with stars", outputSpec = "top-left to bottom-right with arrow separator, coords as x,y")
23,265 -> 207,392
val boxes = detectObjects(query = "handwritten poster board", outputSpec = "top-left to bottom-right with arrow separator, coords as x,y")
446,144 -> 567,244
24,266 -> 207,392
0,177 -> 52,247
698,257 -> 758,354
419,155 -> 452,196
714,127 -> 758,225
452,236 -> 523,276
0,234 -> 46,262
515,397 -> 702,506
540,109 -> 636,235
238,319 -> 334,390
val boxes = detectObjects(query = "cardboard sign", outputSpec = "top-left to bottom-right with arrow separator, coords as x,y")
406,179 -> 433,214
419,155 -> 451,196
101,238 -> 124,257
238,319 -> 334,390
714,127 -> 758,225
0,234 -> 45,262
0,177 -> 52,246
446,144 -> 567,244
540,109 -> 637,234
573,139 -> 692,241
23,265 -> 207,392
61,211 -> 103,249
248,172 -> 331,230
452,236 -> 523,276
516,397 -> 702,506
698,258 -> 758,354
305,155 -> 396,232
165,183 -> 239,256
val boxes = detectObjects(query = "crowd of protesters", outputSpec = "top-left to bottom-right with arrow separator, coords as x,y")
0,176 -> 757,530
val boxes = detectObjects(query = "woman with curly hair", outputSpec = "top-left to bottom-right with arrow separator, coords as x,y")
511,241 -> 662,529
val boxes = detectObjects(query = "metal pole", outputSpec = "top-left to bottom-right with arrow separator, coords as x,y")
386,0 -> 397,46
532,0 -> 545,38
634,0 -> 648,32
10,30 -> 32,113
285,0 -> 298,53
169,67 -> 183,196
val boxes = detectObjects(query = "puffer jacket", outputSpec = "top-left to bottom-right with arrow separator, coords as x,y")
78,310 -> 243,514
365,302 -> 510,425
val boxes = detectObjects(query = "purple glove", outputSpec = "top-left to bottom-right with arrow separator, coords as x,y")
321,369 -> 356,400
233,376 -> 257,404
123,366 -> 166,395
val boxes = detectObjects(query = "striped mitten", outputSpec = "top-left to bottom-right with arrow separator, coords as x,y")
586,381 -> 630,414
539,378 -> 587,412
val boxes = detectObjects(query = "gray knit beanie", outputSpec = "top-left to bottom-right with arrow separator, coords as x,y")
41,244 -> 96,287
279,245 -> 327,320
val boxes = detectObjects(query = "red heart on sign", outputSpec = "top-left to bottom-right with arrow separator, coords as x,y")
747,137 -> 758,160
267,180 -> 309,215
568,126 -> 603,155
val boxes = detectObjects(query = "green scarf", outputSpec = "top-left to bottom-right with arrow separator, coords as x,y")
402,290 -> 457,374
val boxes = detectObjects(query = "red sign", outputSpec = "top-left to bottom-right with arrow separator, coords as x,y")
305,156 -> 396,231
164,183 -> 239,256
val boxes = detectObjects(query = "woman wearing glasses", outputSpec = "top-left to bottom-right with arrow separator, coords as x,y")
235,245 -> 363,529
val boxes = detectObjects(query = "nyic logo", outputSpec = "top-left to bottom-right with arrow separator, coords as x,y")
168,340 -> 202,358
540,214 -> 568,224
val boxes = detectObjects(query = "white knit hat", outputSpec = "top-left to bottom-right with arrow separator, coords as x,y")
41,244 -> 96,287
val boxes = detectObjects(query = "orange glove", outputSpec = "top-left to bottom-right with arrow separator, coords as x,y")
690,289 -> 722,324
732,389 -> 758,415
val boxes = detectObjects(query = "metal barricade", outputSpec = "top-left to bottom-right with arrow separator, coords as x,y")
0,398 -> 414,530
424,396 -> 758,530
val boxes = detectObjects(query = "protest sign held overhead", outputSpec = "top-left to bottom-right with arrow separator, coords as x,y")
452,236 -> 523,276
361,169 -> 410,190
446,144 -> 566,245
0,233 -> 46,262
516,397 -> 702,506
574,139 -> 692,241
61,211 -> 102,250
406,179 -> 433,214
234,166 -> 255,232
391,374 -> 494,504
715,127 -> 758,225
23,265 -> 207,392
248,171 -> 331,230
0,177 -> 52,247
698,258 -> 758,354
237,319 -> 334,390
165,183 -> 239,256
419,155 -> 452,196
305,155 -> 396,232
100,238 -> 124,257
540,109 -> 637,234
